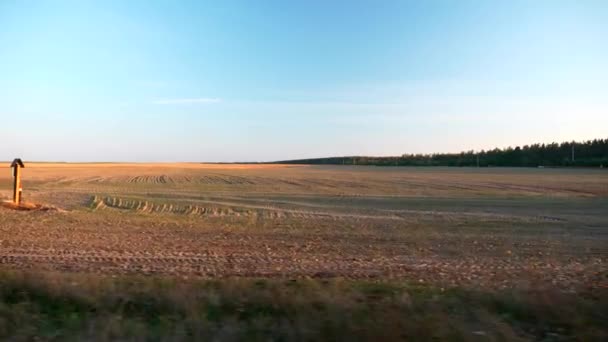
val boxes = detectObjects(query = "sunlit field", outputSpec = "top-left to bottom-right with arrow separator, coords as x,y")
0,164 -> 606,340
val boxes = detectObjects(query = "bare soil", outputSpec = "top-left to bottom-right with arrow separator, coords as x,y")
0,164 -> 606,291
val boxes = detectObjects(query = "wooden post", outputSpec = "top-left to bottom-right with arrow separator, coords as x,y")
10,158 -> 24,204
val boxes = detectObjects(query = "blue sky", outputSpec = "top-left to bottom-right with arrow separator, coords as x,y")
0,0 -> 606,162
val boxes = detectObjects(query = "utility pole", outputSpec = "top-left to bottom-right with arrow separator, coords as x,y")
572,144 -> 575,163
476,154 -> 480,168
10,158 -> 25,204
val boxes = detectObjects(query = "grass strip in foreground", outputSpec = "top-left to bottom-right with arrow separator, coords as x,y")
0,271 -> 605,341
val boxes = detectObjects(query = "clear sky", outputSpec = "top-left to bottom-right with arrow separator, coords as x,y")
0,0 -> 606,162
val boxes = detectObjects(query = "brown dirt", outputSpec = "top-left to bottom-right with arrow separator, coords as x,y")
0,164 -> 606,291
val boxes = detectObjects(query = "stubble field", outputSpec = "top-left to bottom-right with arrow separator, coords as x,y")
0,163 -> 606,291
1,163 -> 607,340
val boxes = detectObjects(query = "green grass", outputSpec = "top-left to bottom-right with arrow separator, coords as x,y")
0,271 -> 605,341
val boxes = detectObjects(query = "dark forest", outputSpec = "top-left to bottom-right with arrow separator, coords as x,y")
277,138 -> 608,167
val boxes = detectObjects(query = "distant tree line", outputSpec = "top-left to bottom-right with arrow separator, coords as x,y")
276,138 -> 608,167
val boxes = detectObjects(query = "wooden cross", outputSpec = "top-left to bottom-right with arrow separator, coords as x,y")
10,158 -> 24,204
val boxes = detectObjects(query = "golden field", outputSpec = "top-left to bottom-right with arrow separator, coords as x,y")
0,163 -> 605,289
0,163 -> 607,340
